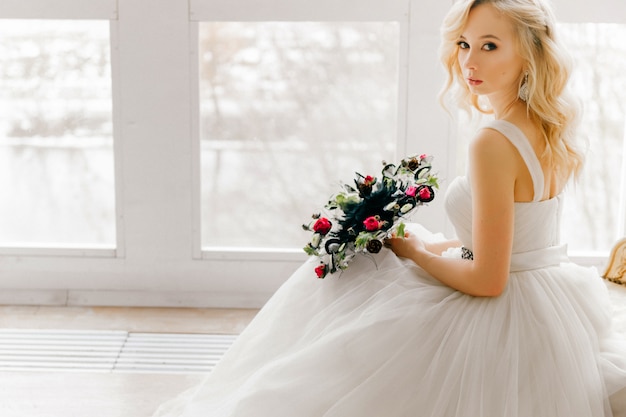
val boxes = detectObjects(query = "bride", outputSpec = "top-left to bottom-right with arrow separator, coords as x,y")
156,0 -> 626,416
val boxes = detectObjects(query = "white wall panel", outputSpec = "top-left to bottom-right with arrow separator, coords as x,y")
190,0 -> 409,21
553,0 -> 626,23
0,0 -> 117,19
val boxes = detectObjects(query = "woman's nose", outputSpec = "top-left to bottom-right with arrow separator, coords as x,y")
460,50 -> 477,71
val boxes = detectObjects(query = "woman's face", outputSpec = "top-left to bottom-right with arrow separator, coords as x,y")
457,3 -> 525,100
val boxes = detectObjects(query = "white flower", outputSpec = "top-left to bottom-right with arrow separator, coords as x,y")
384,201 -> 398,211
400,203 -> 414,214
311,233 -> 321,248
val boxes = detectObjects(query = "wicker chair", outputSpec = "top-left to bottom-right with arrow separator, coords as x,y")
604,238 -> 626,286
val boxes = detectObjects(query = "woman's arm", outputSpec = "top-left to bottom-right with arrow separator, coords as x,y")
388,129 -> 517,297
424,239 -> 462,255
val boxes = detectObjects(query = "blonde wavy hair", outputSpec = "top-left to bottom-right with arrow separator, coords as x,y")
440,0 -> 584,179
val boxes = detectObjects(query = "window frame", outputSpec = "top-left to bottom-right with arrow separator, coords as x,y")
0,0 -> 117,20
0,0 -> 621,308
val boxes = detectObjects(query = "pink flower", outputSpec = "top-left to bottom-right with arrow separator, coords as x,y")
419,154 -> 428,160
405,186 -> 417,197
363,216 -> 382,232
315,264 -> 327,278
363,175 -> 375,185
313,217 -> 332,235
418,187 -> 432,200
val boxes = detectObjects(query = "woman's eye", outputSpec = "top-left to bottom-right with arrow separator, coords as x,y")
457,41 -> 469,49
482,42 -> 497,51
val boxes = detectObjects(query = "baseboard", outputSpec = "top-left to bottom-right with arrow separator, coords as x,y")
0,289 -> 271,309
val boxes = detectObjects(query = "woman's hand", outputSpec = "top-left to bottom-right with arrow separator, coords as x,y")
386,231 -> 427,262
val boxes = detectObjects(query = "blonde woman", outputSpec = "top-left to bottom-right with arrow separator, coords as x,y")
155,1 -> 626,416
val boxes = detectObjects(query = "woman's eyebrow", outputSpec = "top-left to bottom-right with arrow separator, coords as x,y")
459,34 -> 502,41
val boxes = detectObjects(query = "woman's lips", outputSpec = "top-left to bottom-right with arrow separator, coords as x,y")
467,78 -> 483,86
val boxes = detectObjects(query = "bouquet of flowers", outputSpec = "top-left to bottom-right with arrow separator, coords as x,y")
303,154 -> 439,278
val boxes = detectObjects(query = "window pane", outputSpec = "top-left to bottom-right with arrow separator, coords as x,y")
0,20 -> 115,247
199,22 -> 399,248
559,23 -> 626,253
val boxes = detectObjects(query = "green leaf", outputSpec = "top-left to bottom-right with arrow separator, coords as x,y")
355,232 -> 375,249
303,244 -> 319,256
334,193 -> 361,210
427,176 -> 440,188
396,222 -> 406,239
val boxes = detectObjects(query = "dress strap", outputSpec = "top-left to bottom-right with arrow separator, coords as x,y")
483,119 -> 544,202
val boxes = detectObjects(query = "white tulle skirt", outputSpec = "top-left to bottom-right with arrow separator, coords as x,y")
155,225 -> 626,417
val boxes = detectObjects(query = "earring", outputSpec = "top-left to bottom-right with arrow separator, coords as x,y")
518,71 -> 529,102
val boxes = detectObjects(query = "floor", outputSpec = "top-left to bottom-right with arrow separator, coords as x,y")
0,306 -> 259,417
0,306 -> 258,334
0,282 -> 625,417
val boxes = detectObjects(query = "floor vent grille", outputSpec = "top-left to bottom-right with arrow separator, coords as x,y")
0,329 -> 236,374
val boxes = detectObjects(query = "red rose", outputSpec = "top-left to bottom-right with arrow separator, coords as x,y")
315,264 -> 327,278
418,186 -> 432,201
363,216 -> 381,231
405,186 -> 417,197
357,175 -> 376,197
313,217 -> 332,235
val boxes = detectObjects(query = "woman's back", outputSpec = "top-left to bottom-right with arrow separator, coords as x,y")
446,119 -> 566,257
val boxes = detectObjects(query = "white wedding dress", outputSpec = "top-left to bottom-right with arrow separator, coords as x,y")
155,120 -> 626,417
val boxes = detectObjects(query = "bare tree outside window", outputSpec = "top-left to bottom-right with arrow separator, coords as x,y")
559,23 -> 626,253
6,20 -> 616,253
199,22 -> 399,249
0,20 -> 115,247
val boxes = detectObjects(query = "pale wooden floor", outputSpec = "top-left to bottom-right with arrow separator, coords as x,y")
0,305 -> 259,334
0,306 -> 259,417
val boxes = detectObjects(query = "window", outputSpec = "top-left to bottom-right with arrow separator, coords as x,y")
559,23 -> 626,254
198,22 -> 399,249
0,20 -> 115,247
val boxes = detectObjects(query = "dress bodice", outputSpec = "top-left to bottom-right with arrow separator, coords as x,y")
444,120 -> 568,271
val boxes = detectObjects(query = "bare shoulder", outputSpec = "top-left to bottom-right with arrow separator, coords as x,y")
467,126 -> 520,205
468,127 -> 520,170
